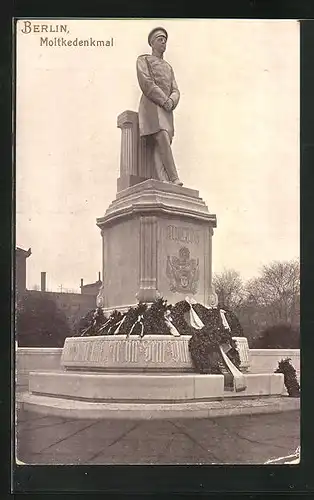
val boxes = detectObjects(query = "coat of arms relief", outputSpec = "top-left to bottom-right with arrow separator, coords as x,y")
166,246 -> 200,294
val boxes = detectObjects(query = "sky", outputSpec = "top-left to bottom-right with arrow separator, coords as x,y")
16,19 -> 299,293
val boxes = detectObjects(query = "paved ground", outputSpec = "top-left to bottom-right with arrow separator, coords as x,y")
16,408 -> 300,465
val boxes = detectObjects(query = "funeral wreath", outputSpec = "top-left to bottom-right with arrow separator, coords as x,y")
75,298 -> 243,376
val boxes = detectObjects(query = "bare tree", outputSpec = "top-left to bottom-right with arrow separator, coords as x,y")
245,259 -> 300,328
213,261 -> 300,344
236,293 -> 265,342
212,269 -> 245,311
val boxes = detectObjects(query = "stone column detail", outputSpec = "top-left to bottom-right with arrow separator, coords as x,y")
137,216 -> 160,302
117,110 -> 138,177
207,227 -> 217,307
203,226 -> 215,307
100,229 -> 108,308
208,227 -> 214,289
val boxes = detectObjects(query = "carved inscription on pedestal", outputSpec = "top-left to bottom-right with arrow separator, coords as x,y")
62,339 -> 110,364
62,336 -> 193,368
166,225 -> 200,245
170,340 -> 190,363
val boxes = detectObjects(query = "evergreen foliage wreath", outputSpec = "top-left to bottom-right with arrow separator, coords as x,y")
275,358 -> 300,397
76,299 -> 243,375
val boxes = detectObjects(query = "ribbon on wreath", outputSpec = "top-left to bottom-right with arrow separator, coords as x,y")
164,310 -> 181,337
112,316 -> 127,335
97,315 -> 117,335
184,297 -> 246,392
219,309 -> 246,391
80,309 -> 99,336
80,324 -> 92,337
219,344 -> 246,392
128,315 -> 144,338
185,297 -> 204,329
220,309 -> 231,331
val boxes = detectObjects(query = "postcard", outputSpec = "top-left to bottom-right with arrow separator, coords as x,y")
15,18 -> 300,468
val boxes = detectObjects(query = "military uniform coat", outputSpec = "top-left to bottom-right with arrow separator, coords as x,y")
136,54 -> 180,140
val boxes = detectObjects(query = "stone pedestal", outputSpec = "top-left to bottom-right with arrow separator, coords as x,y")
60,335 -> 250,373
97,179 -> 217,312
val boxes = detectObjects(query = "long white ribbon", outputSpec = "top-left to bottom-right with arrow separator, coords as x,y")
128,315 -> 144,337
185,297 -> 204,330
220,309 -> 231,331
219,345 -> 246,392
98,315 -> 116,334
182,299 -> 246,392
164,315 -> 181,337
112,315 -> 126,335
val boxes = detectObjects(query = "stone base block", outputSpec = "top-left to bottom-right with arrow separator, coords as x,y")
16,347 -> 63,392
17,392 -> 299,420
224,373 -> 284,398
28,370 -> 284,405
29,371 -> 224,402
117,175 -> 148,192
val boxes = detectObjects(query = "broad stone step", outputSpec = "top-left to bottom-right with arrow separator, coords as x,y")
17,392 -> 298,420
28,371 -> 284,402
29,371 -> 224,402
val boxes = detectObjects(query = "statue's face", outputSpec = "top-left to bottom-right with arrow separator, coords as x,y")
151,35 -> 167,54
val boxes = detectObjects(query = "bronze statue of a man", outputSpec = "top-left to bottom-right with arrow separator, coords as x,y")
136,27 -> 183,186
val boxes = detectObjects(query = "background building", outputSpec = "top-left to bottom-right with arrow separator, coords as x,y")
15,247 -> 101,333
80,272 -> 102,296
15,247 -> 31,296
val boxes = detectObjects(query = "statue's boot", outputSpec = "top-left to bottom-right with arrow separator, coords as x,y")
154,130 -> 183,186
173,178 -> 183,186
153,147 -> 169,181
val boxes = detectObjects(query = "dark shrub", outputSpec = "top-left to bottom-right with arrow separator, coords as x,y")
16,292 -> 71,347
275,358 -> 300,397
251,323 -> 299,349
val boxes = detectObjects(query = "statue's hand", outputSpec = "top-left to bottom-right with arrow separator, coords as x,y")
163,98 -> 173,112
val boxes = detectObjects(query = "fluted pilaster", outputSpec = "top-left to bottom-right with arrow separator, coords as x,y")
137,215 -> 160,302
206,226 -> 215,307
117,110 -> 138,177
100,228 -> 108,308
